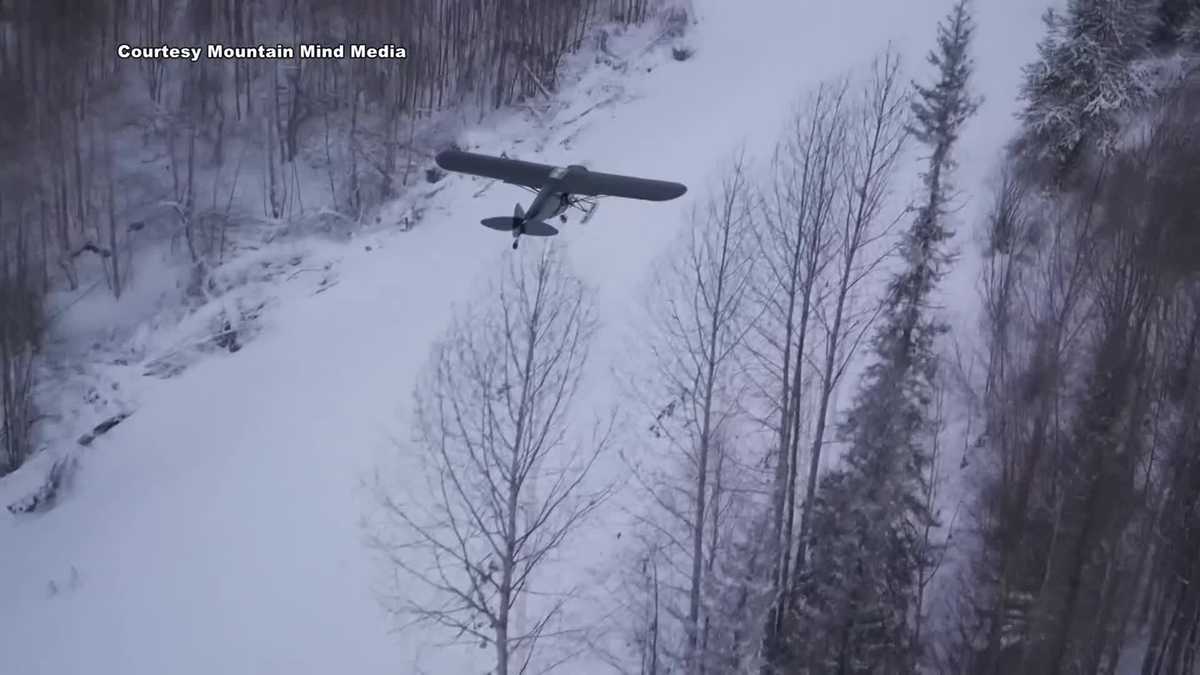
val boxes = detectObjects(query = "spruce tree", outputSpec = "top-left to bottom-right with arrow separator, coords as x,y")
1151,0 -> 1199,45
788,2 -> 980,672
1183,3 -> 1200,46
1017,0 -> 1154,172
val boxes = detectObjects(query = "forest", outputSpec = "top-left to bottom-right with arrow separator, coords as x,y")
3,1 -> 1200,674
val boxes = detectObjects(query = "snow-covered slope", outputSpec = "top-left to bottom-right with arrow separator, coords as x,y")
0,1 -> 1050,673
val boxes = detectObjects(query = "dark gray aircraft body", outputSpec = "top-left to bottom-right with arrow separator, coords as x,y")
434,150 -> 687,248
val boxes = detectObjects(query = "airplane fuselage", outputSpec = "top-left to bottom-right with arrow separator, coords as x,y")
521,166 -> 574,224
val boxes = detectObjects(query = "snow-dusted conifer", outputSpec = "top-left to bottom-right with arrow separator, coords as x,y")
787,2 -> 979,671
1017,0 -> 1155,170
1150,0 -> 1200,44
1183,4 -> 1200,45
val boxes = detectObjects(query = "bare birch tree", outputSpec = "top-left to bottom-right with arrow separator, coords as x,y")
370,244 -> 612,675
747,52 -> 909,668
0,185 -> 43,474
625,153 -> 759,673
746,80 -> 848,655
792,46 -> 910,594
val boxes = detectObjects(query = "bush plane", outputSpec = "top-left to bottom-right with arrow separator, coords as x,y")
435,150 -> 688,249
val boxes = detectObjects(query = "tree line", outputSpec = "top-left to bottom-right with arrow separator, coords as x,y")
949,0 -> 1200,672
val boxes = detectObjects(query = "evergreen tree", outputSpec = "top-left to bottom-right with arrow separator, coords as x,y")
1017,0 -> 1154,172
1183,3 -> 1200,46
787,2 -> 980,672
1151,0 -> 1200,45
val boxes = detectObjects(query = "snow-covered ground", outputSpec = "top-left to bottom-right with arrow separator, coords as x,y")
0,1 -> 1051,673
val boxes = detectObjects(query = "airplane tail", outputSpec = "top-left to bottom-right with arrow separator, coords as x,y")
480,203 -> 527,232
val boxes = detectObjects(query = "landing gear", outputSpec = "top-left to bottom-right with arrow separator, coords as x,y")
581,199 -> 599,224
559,214 -> 568,223
512,239 -> 519,250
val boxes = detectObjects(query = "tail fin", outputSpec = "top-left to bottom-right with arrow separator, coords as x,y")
514,203 -> 525,221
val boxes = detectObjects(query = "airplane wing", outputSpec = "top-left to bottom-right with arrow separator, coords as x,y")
435,150 -> 555,188
562,168 -> 687,201
435,150 -> 688,201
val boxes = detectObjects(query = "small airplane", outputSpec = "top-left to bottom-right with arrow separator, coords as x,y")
435,150 -> 687,249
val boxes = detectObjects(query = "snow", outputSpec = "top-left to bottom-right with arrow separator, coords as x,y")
0,1 -> 1052,673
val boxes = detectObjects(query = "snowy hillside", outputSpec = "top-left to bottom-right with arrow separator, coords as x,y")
0,1 -> 1051,673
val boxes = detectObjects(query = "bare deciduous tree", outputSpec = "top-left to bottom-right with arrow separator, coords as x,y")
623,152 -> 760,674
370,243 -> 612,675
747,52 -> 908,668
746,80 -> 847,651
0,187 -> 43,474
793,46 -> 909,589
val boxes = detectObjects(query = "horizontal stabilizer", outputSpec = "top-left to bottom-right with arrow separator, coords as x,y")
482,217 -> 519,231
520,221 -> 559,237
